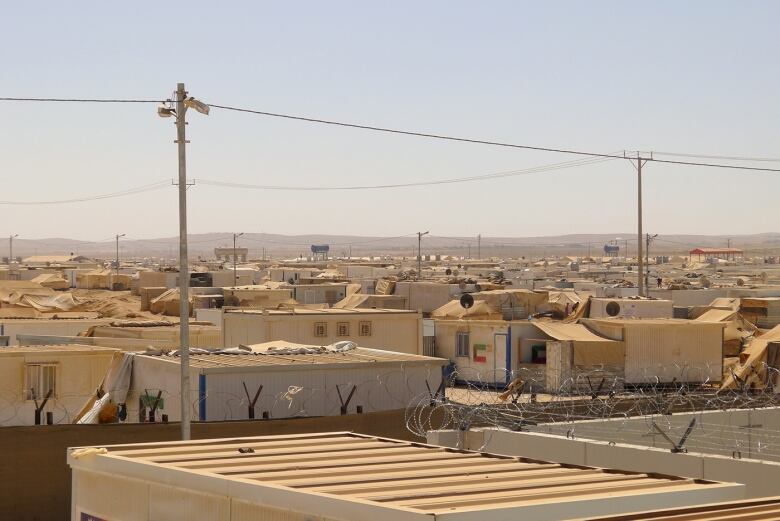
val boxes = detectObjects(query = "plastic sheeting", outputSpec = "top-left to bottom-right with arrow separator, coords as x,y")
75,352 -> 134,424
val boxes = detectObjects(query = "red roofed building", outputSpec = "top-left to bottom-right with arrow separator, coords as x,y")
689,247 -> 743,260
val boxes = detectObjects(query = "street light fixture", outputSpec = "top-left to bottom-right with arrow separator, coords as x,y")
159,83 -> 209,441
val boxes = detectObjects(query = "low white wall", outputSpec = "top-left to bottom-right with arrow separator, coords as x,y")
428,425 -> 778,498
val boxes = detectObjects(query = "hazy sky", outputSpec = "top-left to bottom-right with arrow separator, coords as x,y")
2,1 -> 778,242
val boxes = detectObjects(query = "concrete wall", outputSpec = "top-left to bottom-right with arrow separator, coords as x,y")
0,409 -> 431,521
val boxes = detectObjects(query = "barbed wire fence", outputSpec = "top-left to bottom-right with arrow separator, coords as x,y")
405,362 -> 780,462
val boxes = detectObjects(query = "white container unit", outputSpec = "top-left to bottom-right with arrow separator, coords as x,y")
69,432 -> 743,521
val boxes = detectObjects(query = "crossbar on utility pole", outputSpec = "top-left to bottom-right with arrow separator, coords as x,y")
175,82 -> 191,440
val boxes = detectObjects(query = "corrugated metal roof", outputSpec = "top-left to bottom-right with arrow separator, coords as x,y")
83,432 -> 732,516
139,346 -> 445,369
579,496 -> 780,520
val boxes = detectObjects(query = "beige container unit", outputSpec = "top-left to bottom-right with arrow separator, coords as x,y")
582,319 -> 724,385
68,432 -> 744,521
0,344 -> 119,426
127,344 -> 446,422
589,298 -> 674,319
222,308 -> 423,355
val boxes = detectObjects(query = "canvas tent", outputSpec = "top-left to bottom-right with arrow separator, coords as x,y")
430,299 -> 503,320
31,273 -> 69,290
696,308 -> 757,356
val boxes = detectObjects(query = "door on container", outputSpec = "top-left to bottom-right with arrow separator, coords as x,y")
493,332 -> 508,386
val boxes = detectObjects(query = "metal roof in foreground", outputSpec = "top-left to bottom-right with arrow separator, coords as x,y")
68,432 -> 741,520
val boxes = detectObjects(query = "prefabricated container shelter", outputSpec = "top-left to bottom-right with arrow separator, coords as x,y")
222,308 -> 423,354
127,343 -> 446,421
433,319 -> 621,389
581,318 -> 725,384
68,431 -> 743,521
0,344 -> 119,426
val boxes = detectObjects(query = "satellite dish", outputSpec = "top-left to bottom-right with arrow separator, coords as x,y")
288,278 -> 295,285
460,293 -> 475,309
445,268 -> 452,276
605,301 -> 621,317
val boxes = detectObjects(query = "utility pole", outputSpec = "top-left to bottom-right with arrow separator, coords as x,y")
632,156 -> 648,297
645,233 -> 658,292
159,82 -> 209,441
115,234 -> 125,275
233,232 -> 244,287
175,82 -> 191,441
417,231 -> 429,279
8,234 -> 18,266
477,234 -> 481,260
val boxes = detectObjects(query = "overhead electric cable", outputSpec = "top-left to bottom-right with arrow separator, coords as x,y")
207,103 -> 780,173
0,180 -> 169,205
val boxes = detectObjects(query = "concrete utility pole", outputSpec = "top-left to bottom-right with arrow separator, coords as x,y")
417,231 -> 429,279
160,82 -> 209,441
233,232 -> 244,287
632,156 -> 648,297
175,83 -> 191,441
8,234 -> 18,265
115,234 -> 125,275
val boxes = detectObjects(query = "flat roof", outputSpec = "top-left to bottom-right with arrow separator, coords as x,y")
225,308 -> 416,316
582,318 -> 726,327
68,432 -> 737,519
0,344 -> 119,355
138,344 -> 444,370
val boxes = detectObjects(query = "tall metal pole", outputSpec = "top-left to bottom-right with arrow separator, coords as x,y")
636,158 -> 644,297
477,234 -> 481,260
115,234 -> 125,275
175,82 -> 191,440
417,231 -> 429,279
233,232 -> 243,287
9,234 -> 18,266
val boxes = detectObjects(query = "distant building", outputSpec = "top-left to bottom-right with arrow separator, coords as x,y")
689,247 -> 743,260
311,244 -> 329,261
214,247 -> 248,263
222,307 -> 423,354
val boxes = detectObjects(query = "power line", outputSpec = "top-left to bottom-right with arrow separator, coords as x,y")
207,103 -> 780,173
0,97 -> 165,103
652,151 -> 780,162
2,96 -> 779,172
195,156 -> 615,191
0,180 -> 169,205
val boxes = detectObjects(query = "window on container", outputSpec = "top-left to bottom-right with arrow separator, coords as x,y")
456,332 -> 470,357
314,322 -> 328,337
359,321 -> 372,336
25,363 -> 56,401
337,322 -> 350,336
